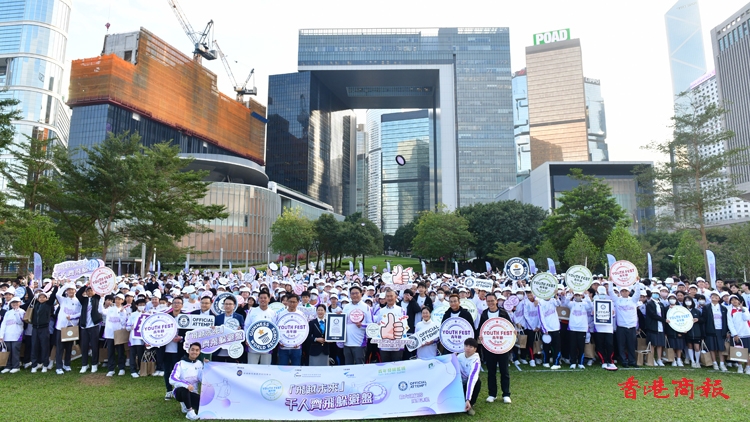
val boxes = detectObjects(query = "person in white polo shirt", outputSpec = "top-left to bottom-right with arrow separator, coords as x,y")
244,290 -> 277,365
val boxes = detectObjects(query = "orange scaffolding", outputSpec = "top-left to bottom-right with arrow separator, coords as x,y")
68,28 -> 266,165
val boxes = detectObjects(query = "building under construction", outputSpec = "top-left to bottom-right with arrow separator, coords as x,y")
68,28 -> 266,165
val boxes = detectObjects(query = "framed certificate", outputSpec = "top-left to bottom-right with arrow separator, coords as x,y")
594,299 -> 613,325
325,313 -> 347,342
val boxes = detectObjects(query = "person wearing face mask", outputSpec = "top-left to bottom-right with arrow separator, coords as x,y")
0,297 -> 25,373
726,295 -> 750,374
644,290 -> 670,367
100,293 -> 128,376
564,290 -> 592,369
683,296 -> 704,368
54,282 -> 81,374
593,285 -> 617,370
609,282 -> 641,368
434,290 -> 448,308
181,286 -> 199,313
126,298 -> 147,377
702,291 -> 729,371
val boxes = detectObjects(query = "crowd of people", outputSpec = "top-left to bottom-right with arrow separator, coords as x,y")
1,266 -> 749,419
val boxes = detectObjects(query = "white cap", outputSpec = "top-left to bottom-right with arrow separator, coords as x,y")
115,293 -> 125,300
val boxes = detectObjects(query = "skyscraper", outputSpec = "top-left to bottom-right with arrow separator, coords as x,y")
665,0 -> 708,98
512,69 -> 531,181
355,123 -> 368,215
271,27 -> 514,209
526,39 -> 588,170
711,3 -> 750,197
585,77 -> 608,161
0,0 -> 71,197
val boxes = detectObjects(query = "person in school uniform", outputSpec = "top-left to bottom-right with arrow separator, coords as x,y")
53,282 -> 81,374
477,293 -> 512,404
726,295 -> 750,374
307,305 -> 330,366
126,298 -> 147,377
563,290 -> 592,369
644,290 -> 670,367
609,282 -> 641,368
101,293 -> 128,376
28,283 -> 58,373
535,288 -> 562,369
702,291 -> 729,371
76,283 -> 102,373
0,297 -> 25,373
682,296 -> 704,368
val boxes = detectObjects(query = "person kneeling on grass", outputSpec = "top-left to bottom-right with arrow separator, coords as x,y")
459,337 -> 482,416
170,342 -> 204,421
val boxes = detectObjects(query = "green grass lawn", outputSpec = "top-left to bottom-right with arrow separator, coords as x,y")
331,255 -> 422,274
4,359 -> 749,422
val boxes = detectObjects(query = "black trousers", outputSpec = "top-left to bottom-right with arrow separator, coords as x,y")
31,326 -> 50,366
79,325 -> 100,367
380,350 -> 401,363
594,332 -> 614,364
130,344 -> 145,373
174,387 -> 200,412
485,351 -> 510,398
22,334 -> 32,364
616,326 -> 637,366
163,352 -> 179,392
55,330 -> 73,368
106,339 -> 126,371
543,330 -> 561,365
463,379 -> 482,406
569,331 -> 586,365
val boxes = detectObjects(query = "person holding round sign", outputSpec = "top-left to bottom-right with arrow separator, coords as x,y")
414,307 -> 439,359
562,290 -> 592,369
477,293 -> 512,404
213,295 -> 245,363
276,293 -> 306,366
342,286 -> 372,365
644,290 -> 670,367
441,294 -> 475,328
608,281 -> 641,368
244,290 -> 276,365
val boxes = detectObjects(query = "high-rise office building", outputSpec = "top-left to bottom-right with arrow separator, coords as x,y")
665,0 -> 708,98
0,0 -> 71,197
585,77 -> 608,161
526,39 -> 588,170
711,3 -> 750,197
266,72 -> 356,215
355,123 -> 368,215
688,70 -> 750,225
272,28 -> 514,209
512,69 -> 531,181
380,110 -> 432,235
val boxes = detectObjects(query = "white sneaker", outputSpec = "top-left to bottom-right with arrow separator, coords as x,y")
737,365 -> 744,374
186,410 -> 199,420
41,367 -> 48,373
607,364 -> 618,371
91,365 -> 98,373
56,369 -> 64,375
64,366 -> 71,371
181,402 -> 188,413
9,368 -> 19,373
586,359 -> 593,366
153,370 -> 163,377
720,362 -> 728,372
125,359 -> 130,366
165,391 -> 173,400
712,362 -> 719,370
503,397 -> 512,404
47,362 -> 54,370
31,367 -> 38,374
570,364 -> 576,369
118,370 -> 125,376
80,365 -> 89,374
486,396 -> 495,403
106,371 -> 115,377
745,366 -> 750,375
677,359 -> 684,367
519,359 -> 528,364
535,359 -> 542,365
514,362 -> 522,371
693,362 -> 701,369
131,373 -> 140,378
543,363 -> 550,368
671,360 -> 677,367
1,368 -> 10,374
577,364 -> 585,369
561,358 -> 570,365
602,363 -> 607,369
23,362 -> 32,369
513,360 -> 520,366
529,360 -> 536,367
657,360 -> 665,367
551,365 -> 561,370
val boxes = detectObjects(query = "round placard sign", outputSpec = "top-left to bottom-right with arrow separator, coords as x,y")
565,265 -> 593,293
268,302 -> 285,313
365,323 -> 381,339
504,257 -> 529,281
503,294 -> 520,311
480,317 -> 517,355
90,267 -> 117,296
14,286 -> 26,299
381,273 -> 393,284
531,273 -> 558,300
610,260 -> 638,287
140,313 -> 178,348
464,277 -> 476,289
349,308 -> 365,324
431,305 -> 449,323
246,320 -> 280,353
666,306 -> 694,333
276,312 -> 310,348
440,317 -> 475,353
211,292 -> 238,316
460,298 -> 479,323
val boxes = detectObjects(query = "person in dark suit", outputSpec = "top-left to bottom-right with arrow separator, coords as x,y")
644,293 -> 669,366
308,305 -> 329,366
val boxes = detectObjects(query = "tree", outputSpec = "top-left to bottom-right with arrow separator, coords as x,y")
412,206 -> 474,273
541,169 -> 628,253
337,217 -> 382,268
639,231 -> 682,279
488,241 -> 527,265
636,91 -> 747,280
673,231 -> 705,281
121,142 -> 227,273
269,207 -> 314,268
564,228 -> 599,271
459,201 -> 547,259
0,98 -> 22,251
392,220 -> 416,254
0,134 -> 59,212
714,223 -> 750,280
13,213 -> 65,271
382,234 -> 393,254
313,213 -> 340,271
533,239 -> 559,272
603,223 -> 645,271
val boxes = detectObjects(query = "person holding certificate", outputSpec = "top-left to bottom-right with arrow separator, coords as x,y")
307,305 -> 330,366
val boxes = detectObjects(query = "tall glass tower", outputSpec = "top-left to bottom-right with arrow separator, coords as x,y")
665,0 -> 707,98
0,0 -> 71,193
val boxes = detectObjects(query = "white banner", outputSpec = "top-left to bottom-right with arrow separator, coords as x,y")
198,356 -> 466,420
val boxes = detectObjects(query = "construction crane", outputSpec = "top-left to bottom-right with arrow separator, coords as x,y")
167,0 -> 216,62
214,40 -> 257,102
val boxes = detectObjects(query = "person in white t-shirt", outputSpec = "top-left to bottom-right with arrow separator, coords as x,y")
414,308 -> 438,359
245,291 -> 277,365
